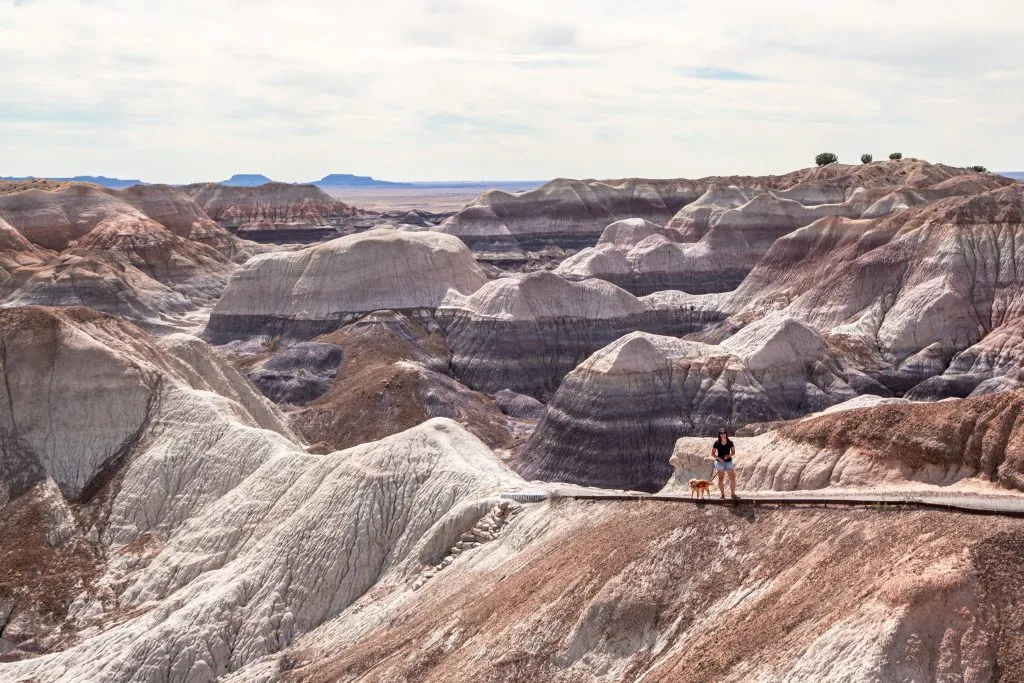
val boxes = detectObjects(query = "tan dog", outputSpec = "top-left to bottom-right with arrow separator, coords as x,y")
688,478 -> 714,499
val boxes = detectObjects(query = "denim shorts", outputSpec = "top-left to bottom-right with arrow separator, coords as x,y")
714,461 -> 735,471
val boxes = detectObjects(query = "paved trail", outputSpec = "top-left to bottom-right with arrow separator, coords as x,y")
501,487 -> 1024,518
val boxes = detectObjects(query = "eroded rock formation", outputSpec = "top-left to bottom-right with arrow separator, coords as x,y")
517,316 -> 862,490
438,271 -> 724,397
724,184 -> 1024,395
0,183 -> 250,326
185,182 -> 359,241
0,305 -> 524,675
436,178 -> 699,261
277,310 -> 526,452
441,160 -> 1011,267
205,229 -> 488,342
557,163 -> 1012,295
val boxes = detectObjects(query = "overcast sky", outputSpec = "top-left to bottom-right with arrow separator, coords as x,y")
2,0 -> 1022,182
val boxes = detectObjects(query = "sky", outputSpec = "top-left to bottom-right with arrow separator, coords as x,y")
2,0 -> 1022,183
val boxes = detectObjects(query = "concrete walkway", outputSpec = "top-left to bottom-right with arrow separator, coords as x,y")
537,487 -> 1024,518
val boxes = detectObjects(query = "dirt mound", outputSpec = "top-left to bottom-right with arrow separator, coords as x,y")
293,500 -> 1024,683
778,390 -> 1024,490
284,311 -> 524,452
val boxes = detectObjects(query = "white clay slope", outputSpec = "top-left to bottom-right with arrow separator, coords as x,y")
0,307 -> 525,682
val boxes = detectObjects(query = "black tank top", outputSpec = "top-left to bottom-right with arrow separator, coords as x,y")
712,439 -> 734,462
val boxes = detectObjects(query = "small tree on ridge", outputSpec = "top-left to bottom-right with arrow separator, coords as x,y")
889,152 -> 903,160
861,154 -> 873,164
816,152 -> 838,167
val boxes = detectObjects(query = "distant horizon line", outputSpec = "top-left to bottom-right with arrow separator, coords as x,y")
0,173 -> 549,186
3,167 -> 1023,188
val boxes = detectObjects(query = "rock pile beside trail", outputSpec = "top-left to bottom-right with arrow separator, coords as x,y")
412,499 -> 523,591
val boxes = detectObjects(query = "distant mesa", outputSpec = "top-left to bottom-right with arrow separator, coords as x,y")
220,173 -> 416,188
221,173 -> 275,186
1000,171 -> 1024,180
314,173 -> 414,188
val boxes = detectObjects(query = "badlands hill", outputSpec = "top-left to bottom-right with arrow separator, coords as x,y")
437,177 -> 696,258
206,229 -> 488,342
517,317 -> 863,490
3,307 -> 1024,683
0,306 -> 526,677
724,183 -> 1024,396
555,162 -> 1011,294
0,175 -> 145,189
437,271 -> 723,397
184,182 -> 359,240
0,183 -> 249,326
439,159 -> 1009,264
242,310 -> 529,452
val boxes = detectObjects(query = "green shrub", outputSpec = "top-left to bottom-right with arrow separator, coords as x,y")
861,154 -> 873,164
815,152 -> 838,167
968,165 -> 988,173
889,152 -> 902,160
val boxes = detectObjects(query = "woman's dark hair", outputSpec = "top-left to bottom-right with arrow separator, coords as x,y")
718,428 -> 728,438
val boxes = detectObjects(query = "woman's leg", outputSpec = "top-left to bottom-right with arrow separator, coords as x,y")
716,469 -> 726,498
728,469 -> 737,497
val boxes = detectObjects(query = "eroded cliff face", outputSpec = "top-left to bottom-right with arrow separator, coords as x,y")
0,305 -> 524,677
437,271 -> 724,398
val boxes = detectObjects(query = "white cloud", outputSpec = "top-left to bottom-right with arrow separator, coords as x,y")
0,0 -> 1021,182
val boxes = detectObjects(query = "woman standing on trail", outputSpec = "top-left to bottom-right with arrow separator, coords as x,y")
711,428 -> 738,499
